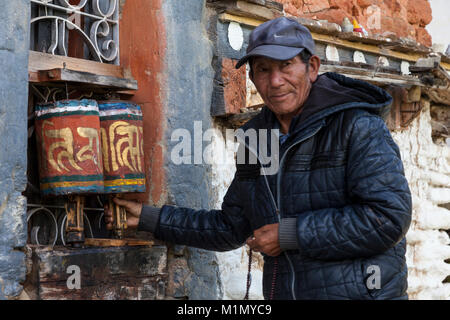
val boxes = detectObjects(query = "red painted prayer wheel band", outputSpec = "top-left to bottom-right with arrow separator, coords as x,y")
98,101 -> 146,194
35,99 -> 104,196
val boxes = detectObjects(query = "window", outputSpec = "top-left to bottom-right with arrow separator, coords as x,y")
26,1 -> 137,247
30,0 -> 119,64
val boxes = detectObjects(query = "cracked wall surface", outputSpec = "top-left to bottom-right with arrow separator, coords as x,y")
0,0 -> 30,300
392,100 -> 450,299
162,0 -> 223,299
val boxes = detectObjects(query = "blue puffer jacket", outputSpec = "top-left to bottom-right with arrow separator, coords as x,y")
152,72 -> 412,300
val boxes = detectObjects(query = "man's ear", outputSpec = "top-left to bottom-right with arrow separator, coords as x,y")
308,55 -> 321,83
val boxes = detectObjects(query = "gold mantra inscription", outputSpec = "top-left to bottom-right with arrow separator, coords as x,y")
42,121 -> 101,173
77,127 -> 100,166
41,121 -> 143,174
101,121 -> 143,173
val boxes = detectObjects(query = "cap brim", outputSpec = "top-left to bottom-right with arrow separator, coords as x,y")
235,45 -> 305,69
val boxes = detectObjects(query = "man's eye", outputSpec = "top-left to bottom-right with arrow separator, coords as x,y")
283,61 -> 291,67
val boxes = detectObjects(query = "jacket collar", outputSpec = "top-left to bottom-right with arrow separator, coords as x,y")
241,72 -> 393,140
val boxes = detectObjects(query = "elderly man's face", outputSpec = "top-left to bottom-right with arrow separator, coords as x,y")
250,55 -> 315,117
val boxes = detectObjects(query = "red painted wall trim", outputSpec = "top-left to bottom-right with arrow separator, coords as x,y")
119,0 -> 167,206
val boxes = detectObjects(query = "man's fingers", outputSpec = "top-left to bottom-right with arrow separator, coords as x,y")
105,219 -> 113,230
248,244 -> 260,252
268,247 -> 281,256
246,236 -> 257,246
247,236 -> 281,256
247,237 -> 270,253
267,251 -> 280,257
103,204 -> 113,230
113,197 -> 130,207
112,198 -> 142,217
246,236 -> 258,251
103,203 -> 113,217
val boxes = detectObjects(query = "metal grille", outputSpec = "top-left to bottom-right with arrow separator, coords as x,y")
30,0 -> 119,64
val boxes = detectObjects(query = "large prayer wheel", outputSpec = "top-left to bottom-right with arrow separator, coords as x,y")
35,99 -> 104,246
35,99 -> 104,196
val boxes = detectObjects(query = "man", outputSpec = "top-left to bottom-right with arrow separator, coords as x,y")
105,17 -> 412,300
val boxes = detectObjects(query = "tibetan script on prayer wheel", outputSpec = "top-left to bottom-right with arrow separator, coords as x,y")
99,101 -> 145,194
35,100 -> 104,196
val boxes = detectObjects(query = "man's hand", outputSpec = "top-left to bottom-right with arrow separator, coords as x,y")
246,223 -> 281,256
104,198 -> 143,230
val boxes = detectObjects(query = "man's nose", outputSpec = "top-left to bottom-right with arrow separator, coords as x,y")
269,69 -> 284,88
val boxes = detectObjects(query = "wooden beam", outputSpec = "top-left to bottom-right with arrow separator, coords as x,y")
29,51 -> 125,78
242,0 -> 284,11
24,245 -> 166,300
442,63 -> 450,70
218,13 -> 450,71
218,13 -> 264,27
319,64 -> 424,86
30,68 -> 138,90
311,32 -> 424,63
84,238 -> 153,247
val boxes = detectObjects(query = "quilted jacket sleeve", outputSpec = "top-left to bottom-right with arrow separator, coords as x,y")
295,115 -> 412,260
154,175 -> 253,252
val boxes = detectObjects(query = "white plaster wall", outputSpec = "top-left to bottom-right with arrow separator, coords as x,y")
391,101 -> 450,300
426,0 -> 450,53
208,122 -> 265,300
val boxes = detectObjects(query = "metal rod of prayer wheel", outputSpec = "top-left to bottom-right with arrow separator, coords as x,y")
65,195 -> 85,247
109,197 -> 127,239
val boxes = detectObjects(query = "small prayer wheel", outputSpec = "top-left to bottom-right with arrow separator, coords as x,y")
98,101 -> 146,239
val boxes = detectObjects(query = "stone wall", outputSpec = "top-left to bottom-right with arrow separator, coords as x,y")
0,0 -> 30,300
391,100 -> 450,299
277,0 -> 433,46
162,0 -> 223,299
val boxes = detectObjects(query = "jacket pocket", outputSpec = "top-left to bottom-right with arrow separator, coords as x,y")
286,150 -> 347,172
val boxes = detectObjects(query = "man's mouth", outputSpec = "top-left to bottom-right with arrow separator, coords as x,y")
270,92 -> 291,101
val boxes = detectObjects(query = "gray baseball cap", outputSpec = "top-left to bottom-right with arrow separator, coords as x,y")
235,17 -> 315,69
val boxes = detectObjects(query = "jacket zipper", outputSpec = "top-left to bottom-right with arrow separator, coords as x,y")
236,123 -> 324,300
276,124 -> 324,300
